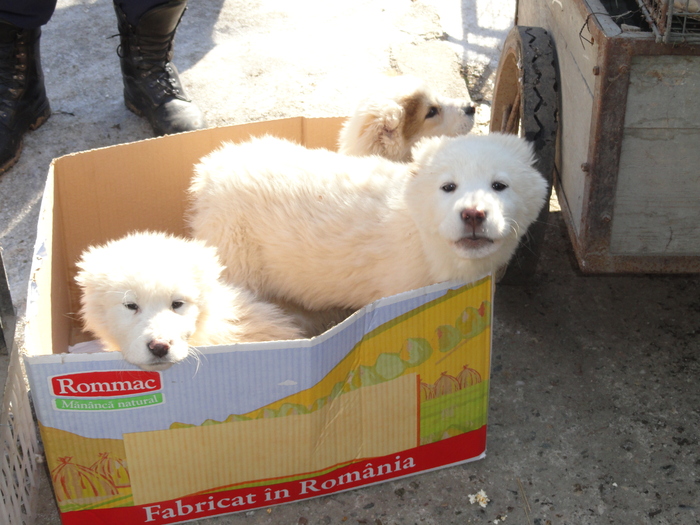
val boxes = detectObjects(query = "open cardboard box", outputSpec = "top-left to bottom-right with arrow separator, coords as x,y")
21,118 -> 493,525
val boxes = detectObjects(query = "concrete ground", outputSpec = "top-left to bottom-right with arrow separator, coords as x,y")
1,1 -> 698,524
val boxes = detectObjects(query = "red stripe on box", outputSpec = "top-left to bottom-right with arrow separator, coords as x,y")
59,427 -> 486,525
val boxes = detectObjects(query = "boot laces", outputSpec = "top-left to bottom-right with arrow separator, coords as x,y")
0,38 -> 28,113
117,30 -> 180,96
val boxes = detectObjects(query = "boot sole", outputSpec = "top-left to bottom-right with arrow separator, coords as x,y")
124,91 -> 207,136
124,98 -> 167,137
124,98 -> 144,119
0,105 -> 51,175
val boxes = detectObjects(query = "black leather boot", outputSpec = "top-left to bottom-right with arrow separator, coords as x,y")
114,0 -> 206,136
0,21 -> 51,175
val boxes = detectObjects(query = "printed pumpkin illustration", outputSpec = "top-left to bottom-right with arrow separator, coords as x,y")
434,371 -> 460,396
457,365 -> 482,388
51,456 -> 119,502
420,381 -> 436,401
419,364 -> 487,445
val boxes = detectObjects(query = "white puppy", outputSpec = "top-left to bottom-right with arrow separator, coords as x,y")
75,231 -> 303,371
188,134 -> 547,311
338,75 -> 475,162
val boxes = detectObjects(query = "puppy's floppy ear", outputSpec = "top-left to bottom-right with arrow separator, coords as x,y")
367,99 -> 404,133
355,99 -> 406,158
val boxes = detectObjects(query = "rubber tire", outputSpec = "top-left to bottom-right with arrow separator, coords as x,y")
490,26 -> 559,283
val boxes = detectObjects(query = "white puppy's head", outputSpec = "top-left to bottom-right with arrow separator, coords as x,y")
407,133 -> 548,279
75,232 -> 225,371
338,75 -> 475,162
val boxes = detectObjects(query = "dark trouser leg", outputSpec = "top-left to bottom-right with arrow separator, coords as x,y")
0,19 -> 50,174
0,0 -> 57,29
114,0 -> 206,136
114,0 -> 170,26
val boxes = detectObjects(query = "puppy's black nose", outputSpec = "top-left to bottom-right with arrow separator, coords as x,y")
461,208 -> 486,227
464,105 -> 476,116
148,340 -> 170,358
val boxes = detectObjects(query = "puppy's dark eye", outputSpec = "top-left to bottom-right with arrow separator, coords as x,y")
492,182 -> 508,192
441,182 -> 457,193
124,302 -> 139,312
171,300 -> 184,310
426,106 -> 439,119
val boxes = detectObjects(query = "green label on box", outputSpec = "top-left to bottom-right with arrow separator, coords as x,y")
54,393 -> 163,411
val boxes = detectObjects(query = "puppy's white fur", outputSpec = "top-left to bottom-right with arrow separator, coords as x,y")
75,231 -> 303,371
188,134 -> 547,311
338,75 -> 475,162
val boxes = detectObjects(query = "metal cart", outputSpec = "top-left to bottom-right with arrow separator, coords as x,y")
491,0 -> 700,277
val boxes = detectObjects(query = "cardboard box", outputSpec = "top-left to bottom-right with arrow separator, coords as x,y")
21,118 -> 493,525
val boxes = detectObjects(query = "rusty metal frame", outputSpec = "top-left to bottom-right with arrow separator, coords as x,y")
518,0 -> 700,274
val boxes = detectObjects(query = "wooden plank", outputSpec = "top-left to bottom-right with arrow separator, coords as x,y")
611,127 -> 700,254
582,0 -> 624,37
624,55 -> 700,129
558,55 -> 594,236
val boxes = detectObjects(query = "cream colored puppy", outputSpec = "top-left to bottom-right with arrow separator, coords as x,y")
188,134 -> 547,311
75,231 -> 303,371
338,75 -> 475,162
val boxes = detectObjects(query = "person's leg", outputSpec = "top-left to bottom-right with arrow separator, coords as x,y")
0,0 -> 56,29
0,1 -> 54,174
114,0 -> 206,136
114,0 -> 169,26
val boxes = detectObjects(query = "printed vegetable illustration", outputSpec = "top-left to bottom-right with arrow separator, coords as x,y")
420,381 -> 436,401
434,372 -> 460,396
435,301 -> 490,364
419,364 -> 486,444
436,325 -> 462,353
90,452 -> 130,489
374,352 -> 410,381
457,364 -> 482,388
171,296 -> 490,430
354,363 -> 384,388
426,365 -> 482,400
400,337 -> 433,366
171,337 -> 435,428
51,456 -> 118,502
